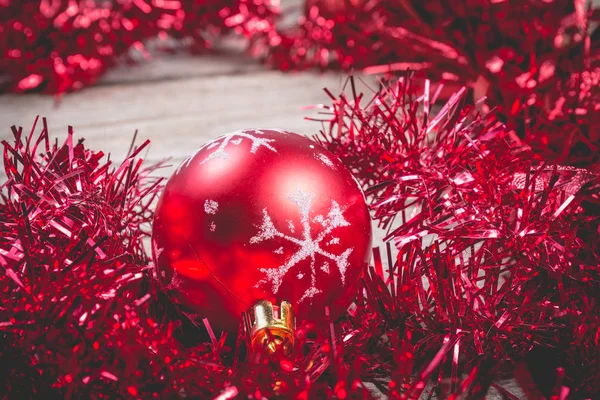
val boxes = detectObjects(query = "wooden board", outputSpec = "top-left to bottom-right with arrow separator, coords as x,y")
0,51 -> 374,177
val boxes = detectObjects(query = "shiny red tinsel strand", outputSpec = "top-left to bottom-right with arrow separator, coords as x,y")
262,0 -> 596,76
1,1 -> 599,398
259,0 -> 600,166
0,119 -> 221,398
314,76 -> 600,397
0,118 -> 399,398
521,64 -> 600,167
0,118 -> 177,397
0,0 -> 278,94
3,1 -> 597,167
2,75 -> 600,396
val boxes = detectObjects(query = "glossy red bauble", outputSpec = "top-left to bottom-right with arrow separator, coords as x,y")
152,129 -> 372,332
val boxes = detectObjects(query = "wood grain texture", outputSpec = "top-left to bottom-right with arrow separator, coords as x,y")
0,52 -> 374,177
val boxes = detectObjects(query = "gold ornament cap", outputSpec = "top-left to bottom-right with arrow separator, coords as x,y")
249,300 -> 295,354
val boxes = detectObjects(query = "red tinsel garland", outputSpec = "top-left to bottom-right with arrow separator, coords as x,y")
2,1 -> 597,168
0,0 -> 278,94
259,0 -> 600,166
2,76 -> 599,397
262,0 -> 595,74
521,64 -> 600,166
313,76 -> 600,397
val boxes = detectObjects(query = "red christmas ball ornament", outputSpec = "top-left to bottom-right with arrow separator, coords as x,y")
152,129 -> 372,333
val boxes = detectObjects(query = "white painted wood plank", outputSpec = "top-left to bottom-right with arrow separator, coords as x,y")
0,70 -> 373,177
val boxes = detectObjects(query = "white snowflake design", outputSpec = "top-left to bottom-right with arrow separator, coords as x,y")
200,129 -> 277,165
204,199 -> 218,214
204,200 -> 219,232
175,129 -> 278,175
316,153 -> 335,168
249,188 -> 354,303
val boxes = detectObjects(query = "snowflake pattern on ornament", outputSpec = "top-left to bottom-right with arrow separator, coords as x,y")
204,199 -> 218,214
316,153 -> 335,168
201,130 -> 277,165
250,188 -> 354,303
175,129 -> 278,174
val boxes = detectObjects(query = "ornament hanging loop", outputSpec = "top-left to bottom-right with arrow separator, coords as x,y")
249,300 -> 295,355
